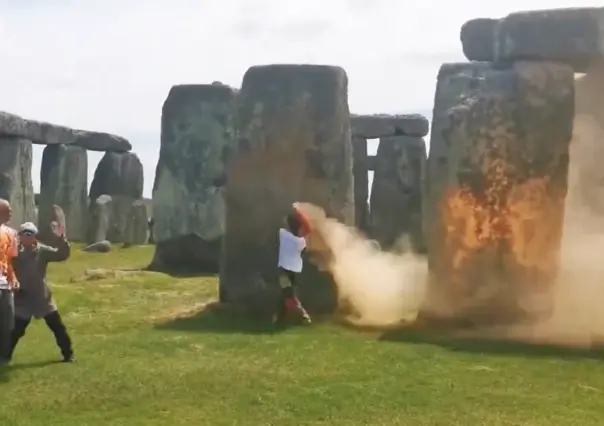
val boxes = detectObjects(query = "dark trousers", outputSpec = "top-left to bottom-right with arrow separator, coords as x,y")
9,310 -> 73,359
0,289 -> 14,360
276,268 -> 310,322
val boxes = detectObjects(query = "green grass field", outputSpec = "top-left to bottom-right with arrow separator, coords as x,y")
1,245 -> 604,426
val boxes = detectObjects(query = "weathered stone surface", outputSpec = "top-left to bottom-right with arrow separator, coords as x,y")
86,195 -> 113,244
0,137 -> 36,227
150,84 -> 236,273
124,200 -> 149,246
369,136 -> 426,253
567,62 -> 604,221
495,7 -> 604,72
0,111 -> 131,152
82,240 -> 111,253
424,61 -> 574,323
352,136 -> 369,232
365,155 -> 377,171
39,145 -> 88,241
90,152 -> 143,200
221,64 -> 353,317
461,18 -> 497,62
89,152 -> 143,243
351,114 -> 429,138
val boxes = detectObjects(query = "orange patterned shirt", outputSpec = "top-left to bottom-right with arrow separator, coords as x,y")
0,224 -> 18,288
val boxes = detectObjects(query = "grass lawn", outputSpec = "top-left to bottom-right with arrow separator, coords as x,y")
1,245 -> 604,425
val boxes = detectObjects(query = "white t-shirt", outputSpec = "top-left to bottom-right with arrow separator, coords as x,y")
278,228 -> 306,273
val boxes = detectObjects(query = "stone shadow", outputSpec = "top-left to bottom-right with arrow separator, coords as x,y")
379,327 -> 604,361
154,302 -> 289,335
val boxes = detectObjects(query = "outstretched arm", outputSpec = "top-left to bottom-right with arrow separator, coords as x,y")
41,237 -> 71,263
292,203 -> 312,237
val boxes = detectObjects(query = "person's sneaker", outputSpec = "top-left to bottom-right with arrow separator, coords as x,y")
62,354 -> 76,363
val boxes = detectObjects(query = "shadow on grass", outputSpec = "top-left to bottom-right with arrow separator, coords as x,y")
154,302 -> 288,335
0,360 -> 61,383
379,327 -> 604,360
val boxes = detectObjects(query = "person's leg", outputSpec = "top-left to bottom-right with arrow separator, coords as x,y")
43,310 -> 75,362
284,271 -> 312,324
0,289 -> 15,364
273,269 -> 291,324
7,316 -> 31,361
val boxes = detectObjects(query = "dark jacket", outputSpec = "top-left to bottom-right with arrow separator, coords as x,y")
12,237 -> 71,319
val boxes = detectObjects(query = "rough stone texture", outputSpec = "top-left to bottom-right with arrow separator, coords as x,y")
86,195 -> 113,244
221,64 -> 353,317
351,114 -> 429,138
567,61 -> 604,222
424,61 -> 574,323
0,137 -> 36,227
461,18 -> 498,62
365,155 -> 377,171
39,145 -> 88,241
0,111 -> 131,152
89,152 -> 144,243
352,136 -> 369,233
495,7 -> 604,73
124,200 -> 149,246
150,84 -> 236,272
369,136 -> 427,253
82,240 -> 111,253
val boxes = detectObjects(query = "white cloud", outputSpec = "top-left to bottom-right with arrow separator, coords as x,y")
0,0 -> 601,196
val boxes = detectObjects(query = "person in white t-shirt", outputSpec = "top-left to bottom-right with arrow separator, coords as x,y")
274,204 -> 312,325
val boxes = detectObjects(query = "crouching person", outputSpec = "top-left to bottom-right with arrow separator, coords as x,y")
7,222 -> 75,363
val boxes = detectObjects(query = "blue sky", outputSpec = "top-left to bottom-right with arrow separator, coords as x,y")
0,0 -> 600,197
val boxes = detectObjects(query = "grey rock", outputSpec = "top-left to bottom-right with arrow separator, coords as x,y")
221,64 -> 353,317
151,83 -> 236,273
365,155 -> 377,171
86,195 -> 113,244
90,152 -> 143,201
0,111 -> 131,152
352,136 -> 369,232
39,145 -> 88,241
89,152 -> 144,243
351,114 -> 429,138
461,18 -> 498,62
124,200 -> 149,245
369,136 -> 426,253
424,61 -> 574,322
0,137 -> 36,227
82,240 -> 112,253
495,7 -> 604,73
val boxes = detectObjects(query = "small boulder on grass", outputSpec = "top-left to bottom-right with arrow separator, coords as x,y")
82,240 -> 112,253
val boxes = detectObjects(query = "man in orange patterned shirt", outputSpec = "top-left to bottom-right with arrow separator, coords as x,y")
0,199 -> 19,365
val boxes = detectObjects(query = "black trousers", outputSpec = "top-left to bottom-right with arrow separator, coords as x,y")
9,310 -> 73,359
0,289 -> 14,360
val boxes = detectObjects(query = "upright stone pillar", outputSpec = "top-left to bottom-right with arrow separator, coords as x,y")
425,61 -> 574,323
151,83 -> 236,272
352,136 -> 369,232
369,136 -> 426,253
40,145 -> 88,240
0,137 -> 36,227
221,64 -> 353,317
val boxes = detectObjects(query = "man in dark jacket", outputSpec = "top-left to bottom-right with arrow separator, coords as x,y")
7,221 -> 75,363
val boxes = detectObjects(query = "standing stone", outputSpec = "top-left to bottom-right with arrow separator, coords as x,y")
460,18 -> 497,62
221,64 -> 353,317
39,145 -> 88,241
0,137 -> 36,227
369,136 -> 426,253
495,8 -> 604,73
352,136 -> 369,232
150,84 -> 236,273
124,200 -> 149,246
89,152 -> 143,243
424,61 -> 574,324
87,195 -> 113,243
